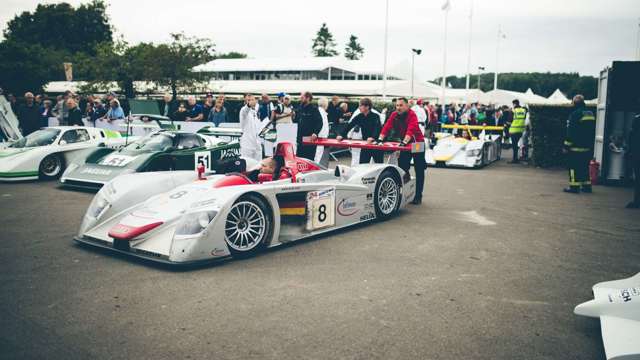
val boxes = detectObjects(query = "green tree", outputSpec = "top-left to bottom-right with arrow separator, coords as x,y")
344,35 -> 364,60
77,40 -> 158,98
3,0 -> 112,56
312,23 -> 338,57
146,33 -> 216,99
0,42 -> 69,95
215,51 -> 248,59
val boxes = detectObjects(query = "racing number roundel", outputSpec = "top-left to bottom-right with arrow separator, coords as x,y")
306,188 -> 335,231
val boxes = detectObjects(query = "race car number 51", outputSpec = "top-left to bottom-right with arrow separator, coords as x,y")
306,188 -> 335,231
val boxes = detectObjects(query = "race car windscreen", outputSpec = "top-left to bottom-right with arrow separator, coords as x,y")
9,128 -> 61,148
120,132 -> 175,154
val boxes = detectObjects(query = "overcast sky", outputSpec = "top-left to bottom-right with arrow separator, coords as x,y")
2,0 -> 639,82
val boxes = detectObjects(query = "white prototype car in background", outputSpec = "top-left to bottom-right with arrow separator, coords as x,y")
0,126 -> 126,181
426,125 -> 503,168
74,142 -> 416,266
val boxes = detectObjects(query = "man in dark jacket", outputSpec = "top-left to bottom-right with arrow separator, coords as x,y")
159,94 -> 178,120
336,98 -> 383,164
294,91 -> 323,160
563,95 -> 596,194
626,114 -> 640,208
17,92 -> 41,135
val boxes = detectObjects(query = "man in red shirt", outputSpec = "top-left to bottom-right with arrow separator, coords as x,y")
378,97 -> 426,205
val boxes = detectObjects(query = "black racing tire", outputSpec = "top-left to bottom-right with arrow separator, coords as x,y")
39,154 -> 65,180
224,194 -> 273,258
481,144 -> 489,166
373,169 -> 402,220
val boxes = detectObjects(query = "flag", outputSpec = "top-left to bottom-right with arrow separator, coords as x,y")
441,0 -> 451,11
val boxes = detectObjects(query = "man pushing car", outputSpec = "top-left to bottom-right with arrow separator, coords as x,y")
377,97 -> 426,205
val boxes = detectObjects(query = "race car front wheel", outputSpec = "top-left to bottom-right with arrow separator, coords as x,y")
224,194 -> 273,258
39,154 -> 64,179
374,170 -> 401,220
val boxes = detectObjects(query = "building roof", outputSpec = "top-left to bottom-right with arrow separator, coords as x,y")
193,56 -> 387,75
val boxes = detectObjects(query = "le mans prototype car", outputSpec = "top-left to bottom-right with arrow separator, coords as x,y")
61,130 -> 243,190
74,142 -> 416,265
0,126 -> 126,181
425,124 -> 503,168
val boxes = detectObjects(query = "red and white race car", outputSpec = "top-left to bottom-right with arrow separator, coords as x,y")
75,142 -> 417,265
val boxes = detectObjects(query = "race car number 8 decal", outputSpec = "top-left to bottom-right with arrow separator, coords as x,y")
306,188 -> 335,231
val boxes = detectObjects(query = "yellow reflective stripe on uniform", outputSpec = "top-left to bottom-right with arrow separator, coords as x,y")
582,180 -> 592,185
569,169 -> 577,185
579,115 -> 595,122
564,140 -> 573,146
570,147 -> 590,152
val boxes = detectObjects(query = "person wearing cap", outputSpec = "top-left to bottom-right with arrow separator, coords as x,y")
410,98 -> 428,126
202,93 -> 214,120
563,94 -> 595,194
378,97 -> 426,205
272,93 -> 293,124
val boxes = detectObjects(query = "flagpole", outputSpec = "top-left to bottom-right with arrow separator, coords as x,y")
440,4 -> 449,105
464,0 -> 474,104
493,25 -> 500,91
382,0 -> 389,101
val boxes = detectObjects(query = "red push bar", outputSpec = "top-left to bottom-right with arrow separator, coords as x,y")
302,137 -> 415,152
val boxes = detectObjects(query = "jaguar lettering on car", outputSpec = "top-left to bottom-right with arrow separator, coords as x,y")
337,197 -> 359,216
80,167 -> 112,176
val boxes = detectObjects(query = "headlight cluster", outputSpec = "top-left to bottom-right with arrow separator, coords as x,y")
175,211 -> 218,236
466,149 -> 481,157
87,193 -> 110,218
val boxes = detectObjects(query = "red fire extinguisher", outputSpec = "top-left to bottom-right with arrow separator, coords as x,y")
197,162 -> 205,180
589,158 -> 600,185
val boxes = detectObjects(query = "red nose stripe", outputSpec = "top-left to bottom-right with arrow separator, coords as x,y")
108,221 -> 163,240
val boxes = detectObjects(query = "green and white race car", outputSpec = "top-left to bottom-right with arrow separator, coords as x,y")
60,130 -> 246,190
0,126 -> 126,181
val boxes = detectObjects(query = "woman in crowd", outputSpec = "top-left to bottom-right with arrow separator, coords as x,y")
40,99 -> 53,128
207,98 -> 228,126
173,102 -> 188,122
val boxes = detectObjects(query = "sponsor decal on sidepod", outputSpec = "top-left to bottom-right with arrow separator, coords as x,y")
337,198 -> 359,216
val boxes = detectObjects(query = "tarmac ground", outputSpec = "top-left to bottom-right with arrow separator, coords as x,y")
1,158 -> 639,359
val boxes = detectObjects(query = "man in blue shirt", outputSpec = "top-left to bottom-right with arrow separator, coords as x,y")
185,95 -> 203,121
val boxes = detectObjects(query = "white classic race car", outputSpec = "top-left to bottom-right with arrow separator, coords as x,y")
426,125 -> 503,168
575,272 -> 640,360
74,142 -> 416,265
0,126 -> 127,181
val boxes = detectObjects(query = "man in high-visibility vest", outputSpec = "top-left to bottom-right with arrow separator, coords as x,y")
563,94 -> 596,194
507,99 -> 527,163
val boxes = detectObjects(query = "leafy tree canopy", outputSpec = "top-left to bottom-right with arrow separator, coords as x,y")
344,35 -> 364,60
312,23 -> 338,57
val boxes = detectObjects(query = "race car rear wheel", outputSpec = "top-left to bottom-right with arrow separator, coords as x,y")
39,154 -> 64,179
224,194 -> 273,258
374,170 -> 401,220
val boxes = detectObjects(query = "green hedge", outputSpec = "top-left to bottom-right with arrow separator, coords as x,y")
529,105 -> 595,168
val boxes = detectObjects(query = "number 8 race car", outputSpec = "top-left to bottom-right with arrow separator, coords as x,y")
74,142 -> 416,265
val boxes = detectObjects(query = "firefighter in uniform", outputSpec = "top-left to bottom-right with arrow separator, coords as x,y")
563,95 -> 596,194
507,99 -> 527,163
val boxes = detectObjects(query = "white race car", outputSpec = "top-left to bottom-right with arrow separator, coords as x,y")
575,272 -> 640,360
426,125 -> 503,168
0,126 -> 127,181
74,142 -> 416,265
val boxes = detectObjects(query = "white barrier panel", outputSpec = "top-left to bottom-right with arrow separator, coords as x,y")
178,121 -> 210,133
276,123 -> 298,151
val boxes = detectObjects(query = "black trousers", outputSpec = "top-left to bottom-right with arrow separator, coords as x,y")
296,144 -> 317,160
399,151 -> 426,201
510,133 -> 522,161
567,150 -> 591,189
360,149 -> 384,164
